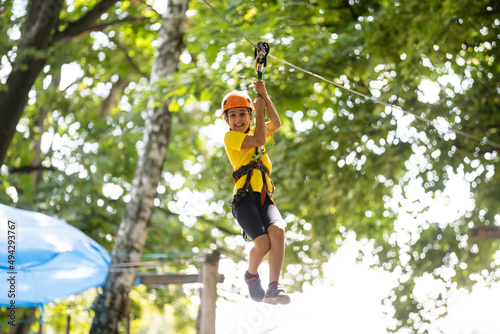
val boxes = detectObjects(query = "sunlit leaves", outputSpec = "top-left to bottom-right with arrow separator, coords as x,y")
2,0 -> 499,331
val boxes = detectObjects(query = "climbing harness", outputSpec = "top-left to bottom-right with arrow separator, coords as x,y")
231,159 -> 275,208
230,155 -> 276,241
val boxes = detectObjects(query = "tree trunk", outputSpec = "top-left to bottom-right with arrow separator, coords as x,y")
0,0 -> 121,166
0,0 -> 64,166
0,3 -> 62,331
2,307 -> 37,334
89,0 -> 190,333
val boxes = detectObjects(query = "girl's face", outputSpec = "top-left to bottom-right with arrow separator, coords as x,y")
225,107 -> 252,132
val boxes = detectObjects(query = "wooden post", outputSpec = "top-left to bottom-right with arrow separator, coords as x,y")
66,314 -> 70,334
200,251 -> 220,334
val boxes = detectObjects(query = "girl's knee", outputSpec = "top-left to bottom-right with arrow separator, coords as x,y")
269,222 -> 285,241
273,220 -> 286,231
254,234 -> 271,252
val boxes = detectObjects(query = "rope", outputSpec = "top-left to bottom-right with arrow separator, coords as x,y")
111,252 -> 200,259
201,0 -> 256,48
10,257 -> 199,273
201,0 -> 500,151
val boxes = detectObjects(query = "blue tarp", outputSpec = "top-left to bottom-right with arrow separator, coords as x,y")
0,203 -> 110,307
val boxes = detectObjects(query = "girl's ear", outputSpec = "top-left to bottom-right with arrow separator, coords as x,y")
224,118 -> 232,130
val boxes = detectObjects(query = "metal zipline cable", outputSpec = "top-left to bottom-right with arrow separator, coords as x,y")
201,0 -> 500,151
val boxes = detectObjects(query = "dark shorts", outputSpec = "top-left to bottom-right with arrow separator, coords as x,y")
233,192 -> 283,240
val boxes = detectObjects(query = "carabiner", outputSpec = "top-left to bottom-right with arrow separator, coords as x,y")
254,41 -> 270,80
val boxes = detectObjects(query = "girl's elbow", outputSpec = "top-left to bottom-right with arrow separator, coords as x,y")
256,137 -> 267,146
270,120 -> 281,133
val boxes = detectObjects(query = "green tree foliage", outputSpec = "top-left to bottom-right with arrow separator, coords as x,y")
1,0 -> 499,332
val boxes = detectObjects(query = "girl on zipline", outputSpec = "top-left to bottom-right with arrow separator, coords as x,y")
222,80 -> 290,305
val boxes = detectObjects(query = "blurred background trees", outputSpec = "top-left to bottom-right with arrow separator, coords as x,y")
1,0 -> 498,332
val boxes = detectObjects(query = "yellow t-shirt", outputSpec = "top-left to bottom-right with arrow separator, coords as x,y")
224,127 -> 273,195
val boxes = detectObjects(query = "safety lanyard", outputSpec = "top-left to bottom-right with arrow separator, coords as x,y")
251,41 -> 273,162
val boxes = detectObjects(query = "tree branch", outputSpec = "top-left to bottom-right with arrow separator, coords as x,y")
53,16 -> 147,43
110,36 -> 150,78
9,165 -> 57,174
53,0 -> 119,42
101,76 -> 130,118
137,0 -> 161,17
475,1 -> 499,16
329,0 -> 359,20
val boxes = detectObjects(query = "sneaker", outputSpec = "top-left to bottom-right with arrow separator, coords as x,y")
244,271 -> 265,302
263,282 -> 290,305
